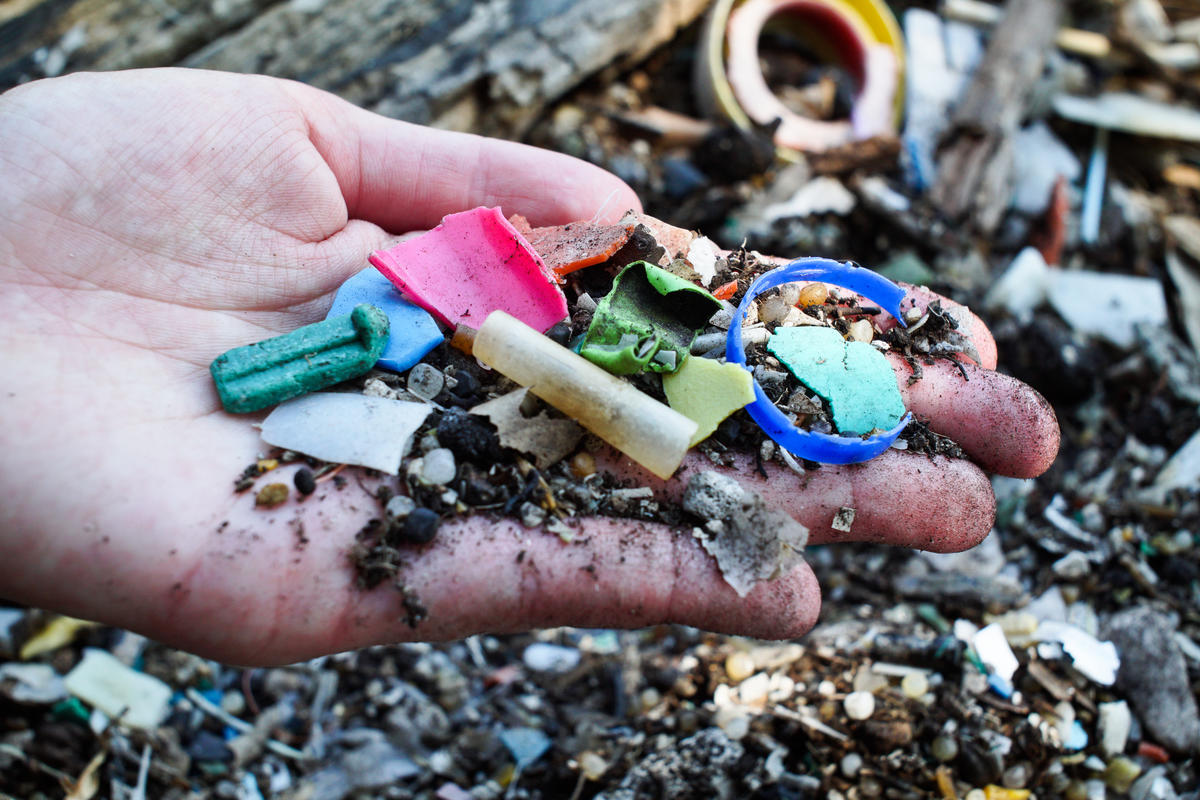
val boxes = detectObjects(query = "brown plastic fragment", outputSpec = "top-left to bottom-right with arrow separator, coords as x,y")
450,324 -> 477,357
521,220 -> 635,276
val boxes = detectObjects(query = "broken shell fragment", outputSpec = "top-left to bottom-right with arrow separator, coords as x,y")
473,311 -> 697,480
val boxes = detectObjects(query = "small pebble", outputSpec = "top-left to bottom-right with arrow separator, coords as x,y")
386,495 -> 416,519
294,468 -> 316,496
964,790 -> 986,800
639,687 -> 660,711
450,370 -> 480,399
714,708 -> 749,740
931,735 -> 959,762
403,508 -> 440,544
901,672 -> 929,698
546,321 -> 572,347
255,483 -> 288,508
420,448 -> 457,485
519,501 -> 546,528
1102,757 -> 1141,794
569,451 -> 596,479
407,363 -> 445,401
256,458 -> 278,473
725,651 -> 755,683
578,751 -> 608,781
817,679 -> 837,697
840,752 -> 863,778
847,318 -> 874,343
844,691 -> 875,721
798,282 -> 829,307
1002,763 -> 1031,789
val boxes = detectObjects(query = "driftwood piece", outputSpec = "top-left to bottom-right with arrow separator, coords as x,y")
930,0 -> 1063,234
1,0 -> 708,139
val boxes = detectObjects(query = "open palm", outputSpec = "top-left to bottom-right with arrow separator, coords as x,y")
0,69 -> 1058,665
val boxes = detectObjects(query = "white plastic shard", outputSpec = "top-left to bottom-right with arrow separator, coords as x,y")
64,649 -> 172,730
1034,621 -> 1120,685
260,393 -> 432,474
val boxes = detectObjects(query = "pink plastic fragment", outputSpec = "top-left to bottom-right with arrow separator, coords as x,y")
369,207 -> 568,333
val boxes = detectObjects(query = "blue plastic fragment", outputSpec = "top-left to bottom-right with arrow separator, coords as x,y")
499,726 -> 552,770
725,257 -> 912,465
326,268 -> 443,373
1063,719 -> 1088,751
987,672 -> 1015,699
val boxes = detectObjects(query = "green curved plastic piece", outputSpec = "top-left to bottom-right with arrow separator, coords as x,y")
211,304 -> 390,413
580,261 -> 720,375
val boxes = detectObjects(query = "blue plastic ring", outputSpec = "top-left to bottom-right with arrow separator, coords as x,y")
725,258 -> 912,465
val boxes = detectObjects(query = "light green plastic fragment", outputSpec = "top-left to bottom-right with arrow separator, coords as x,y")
662,357 -> 755,446
767,326 -> 905,435
580,261 -> 721,375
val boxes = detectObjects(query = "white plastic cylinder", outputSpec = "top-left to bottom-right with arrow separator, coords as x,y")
473,311 -> 698,479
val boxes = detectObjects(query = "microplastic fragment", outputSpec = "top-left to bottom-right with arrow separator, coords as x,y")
260,392 -> 432,475
370,206 -> 567,333
767,326 -> 906,435
581,261 -> 720,375
211,304 -> 389,414
326,267 -> 443,373
662,357 -> 755,446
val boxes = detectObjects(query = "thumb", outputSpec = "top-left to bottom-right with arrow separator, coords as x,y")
288,81 -> 641,232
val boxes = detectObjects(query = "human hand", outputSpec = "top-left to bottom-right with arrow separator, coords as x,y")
0,69 -> 1058,665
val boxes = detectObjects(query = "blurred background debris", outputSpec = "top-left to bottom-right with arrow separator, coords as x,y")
3,0 -> 1200,797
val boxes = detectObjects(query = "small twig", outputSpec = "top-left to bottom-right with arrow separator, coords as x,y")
315,463 -> 347,483
185,688 -> 306,761
130,744 -> 151,800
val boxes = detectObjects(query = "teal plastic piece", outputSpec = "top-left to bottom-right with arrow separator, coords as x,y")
580,261 -> 721,375
767,326 -> 906,435
211,304 -> 389,413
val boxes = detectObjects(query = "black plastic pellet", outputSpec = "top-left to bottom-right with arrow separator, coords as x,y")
451,371 -> 480,398
403,508 -> 441,544
294,467 -> 317,495
545,321 -> 572,347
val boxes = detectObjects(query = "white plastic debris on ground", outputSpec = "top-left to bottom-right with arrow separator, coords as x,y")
1153,427 -> 1200,494
983,248 -> 1050,322
64,648 -> 172,730
1010,122 -> 1081,215
522,642 -> 582,673
1046,269 -> 1168,348
921,528 -> 1005,577
0,662 -> 67,704
984,247 -> 1169,347
260,393 -> 432,474
966,622 -> 1020,683
1033,621 -> 1119,685
1054,92 -> 1200,142
902,9 -> 980,189
686,236 -> 721,287
763,176 -> 856,221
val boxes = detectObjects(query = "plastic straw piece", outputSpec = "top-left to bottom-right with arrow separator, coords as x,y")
726,258 -> 911,464
211,304 -> 389,414
474,311 -> 698,479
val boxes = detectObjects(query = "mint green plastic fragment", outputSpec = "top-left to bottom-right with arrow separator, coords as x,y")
580,261 -> 720,375
766,326 -> 905,435
211,304 -> 389,413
